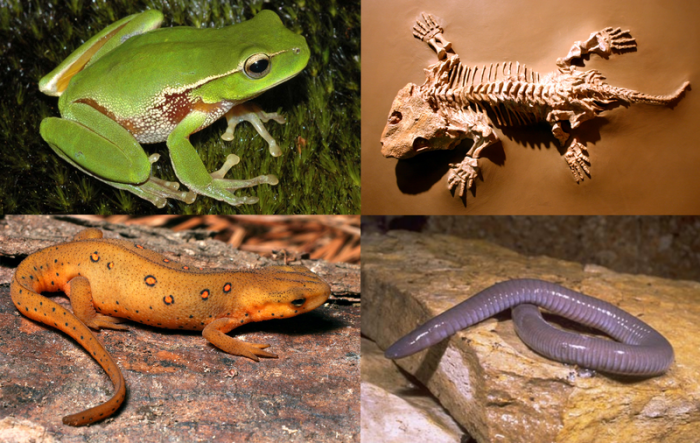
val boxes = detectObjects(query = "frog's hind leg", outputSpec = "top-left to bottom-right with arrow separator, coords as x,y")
40,102 -> 195,208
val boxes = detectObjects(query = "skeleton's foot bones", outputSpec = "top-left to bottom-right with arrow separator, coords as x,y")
564,140 -> 591,183
413,13 -> 452,59
447,157 -> 479,197
558,27 -> 637,67
380,13 -> 690,200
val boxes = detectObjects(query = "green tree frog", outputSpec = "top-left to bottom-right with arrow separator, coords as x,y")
38,10 -> 310,208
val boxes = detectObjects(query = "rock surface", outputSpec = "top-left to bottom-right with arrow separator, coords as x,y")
362,231 -> 700,443
361,338 -> 467,443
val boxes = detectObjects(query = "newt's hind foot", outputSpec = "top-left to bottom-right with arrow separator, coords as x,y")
564,140 -> 591,182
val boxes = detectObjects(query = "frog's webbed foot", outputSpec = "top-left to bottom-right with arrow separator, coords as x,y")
206,154 -> 279,206
563,139 -> 591,183
109,153 -> 196,208
558,27 -> 636,67
413,13 -> 452,59
447,157 -> 479,197
221,102 -> 286,157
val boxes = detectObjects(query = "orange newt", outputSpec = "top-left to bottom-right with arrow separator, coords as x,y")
10,228 -> 331,426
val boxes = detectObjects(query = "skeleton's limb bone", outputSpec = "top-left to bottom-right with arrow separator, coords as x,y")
413,13 -> 452,59
558,27 -> 637,67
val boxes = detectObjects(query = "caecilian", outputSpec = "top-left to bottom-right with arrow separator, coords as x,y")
10,228 -> 331,426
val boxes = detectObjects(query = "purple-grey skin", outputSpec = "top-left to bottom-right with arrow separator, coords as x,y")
385,279 -> 673,376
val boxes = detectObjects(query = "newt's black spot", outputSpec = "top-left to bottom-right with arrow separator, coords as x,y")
144,275 -> 157,286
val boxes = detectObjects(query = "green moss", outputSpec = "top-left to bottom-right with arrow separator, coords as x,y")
0,0 -> 360,214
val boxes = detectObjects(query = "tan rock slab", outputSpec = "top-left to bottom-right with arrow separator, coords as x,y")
362,231 -> 700,443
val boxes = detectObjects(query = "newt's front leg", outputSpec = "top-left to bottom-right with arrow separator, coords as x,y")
203,317 -> 278,361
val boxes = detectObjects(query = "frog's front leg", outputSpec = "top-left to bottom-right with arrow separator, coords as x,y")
40,102 -> 196,208
168,112 -> 278,206
221,102 -> 286,157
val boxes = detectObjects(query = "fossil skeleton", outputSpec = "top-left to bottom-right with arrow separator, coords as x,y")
380,13 -> 690,197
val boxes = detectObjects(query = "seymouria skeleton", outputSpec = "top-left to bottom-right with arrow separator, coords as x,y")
380,13 -> 690,197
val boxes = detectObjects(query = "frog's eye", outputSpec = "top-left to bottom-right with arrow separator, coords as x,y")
244,53 -> 271,79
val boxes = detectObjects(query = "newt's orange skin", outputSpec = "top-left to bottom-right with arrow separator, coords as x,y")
10,228 -> 331,426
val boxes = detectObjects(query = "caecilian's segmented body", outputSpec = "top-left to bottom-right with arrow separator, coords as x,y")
10,228 -> 331,426
380,13 -> 690,197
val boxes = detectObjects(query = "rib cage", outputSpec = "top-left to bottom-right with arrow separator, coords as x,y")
432,59 -> 554,127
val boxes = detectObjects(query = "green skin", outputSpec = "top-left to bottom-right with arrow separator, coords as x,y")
39,10 -> 310,208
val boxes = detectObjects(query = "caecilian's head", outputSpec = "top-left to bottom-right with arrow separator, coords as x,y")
242,266 -> 331,321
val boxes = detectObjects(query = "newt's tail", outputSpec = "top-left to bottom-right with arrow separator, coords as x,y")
613,81 -> 690,106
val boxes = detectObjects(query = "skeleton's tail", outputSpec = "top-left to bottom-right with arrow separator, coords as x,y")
612,81 -> 690,106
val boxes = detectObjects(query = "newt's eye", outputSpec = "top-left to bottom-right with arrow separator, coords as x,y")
244,53 -> 271,79
291,298 -> 306,307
